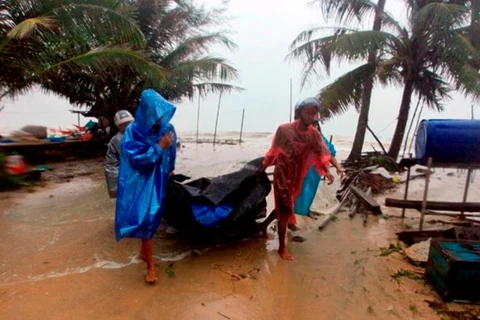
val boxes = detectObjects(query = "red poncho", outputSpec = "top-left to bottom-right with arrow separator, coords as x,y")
263,120 -> 331,223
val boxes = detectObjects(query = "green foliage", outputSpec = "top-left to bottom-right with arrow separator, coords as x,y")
391,269 -> 423,283
290,0 -> 480,159
379,242 -> 403,256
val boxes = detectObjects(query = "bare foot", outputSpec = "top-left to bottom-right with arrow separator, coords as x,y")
278,247 -> 294,261
288,224 -> 301,232
145,268 -> 157,284
256,223 -> 270,239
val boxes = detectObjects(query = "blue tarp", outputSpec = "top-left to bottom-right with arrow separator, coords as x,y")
294,135 -> 336,215
115,90 -> 177,241
191,203 -> 235,228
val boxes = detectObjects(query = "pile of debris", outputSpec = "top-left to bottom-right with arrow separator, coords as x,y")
320,152 -> 401,228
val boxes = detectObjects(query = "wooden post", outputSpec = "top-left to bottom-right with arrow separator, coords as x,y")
239,108 -> 245,145
213,92 -> 222,147
289,79 -> 293,122
461,168 -> 473,219
196,94 -> 201,144
419,157 -> 433,231
402,153 -> 413,218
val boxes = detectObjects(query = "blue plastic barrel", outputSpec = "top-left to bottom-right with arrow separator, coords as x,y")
415,119 -> 480,166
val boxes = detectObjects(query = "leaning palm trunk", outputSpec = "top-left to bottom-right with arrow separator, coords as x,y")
388,77 -> 415,160
348,0 -> 386,161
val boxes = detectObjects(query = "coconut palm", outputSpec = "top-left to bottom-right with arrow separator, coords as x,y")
308,0 -> 387,161
40,0 -> 242,131
136,0 -> 242,101
0,0 -> 165,100
290,1 -> 479,160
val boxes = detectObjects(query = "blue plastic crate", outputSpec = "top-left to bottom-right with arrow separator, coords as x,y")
425,239 -> 480,303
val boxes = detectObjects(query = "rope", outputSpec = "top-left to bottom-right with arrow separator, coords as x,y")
376,117 -> 398,135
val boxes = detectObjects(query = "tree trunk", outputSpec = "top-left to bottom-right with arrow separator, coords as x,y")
471,0 -> 480,50
347,0 -> 386,161
388,77 -> 415,160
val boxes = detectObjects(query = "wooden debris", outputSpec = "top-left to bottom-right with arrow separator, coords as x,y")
350,185 -> 382,214
318,190 -> 351,231
385,198 -> 480,212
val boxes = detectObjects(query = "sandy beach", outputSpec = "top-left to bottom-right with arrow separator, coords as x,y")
1,132 -> 480,320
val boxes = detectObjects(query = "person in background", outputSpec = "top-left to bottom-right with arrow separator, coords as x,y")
104,110 -> 134,198
259,98 -> 334,260
115,89 -> 176,284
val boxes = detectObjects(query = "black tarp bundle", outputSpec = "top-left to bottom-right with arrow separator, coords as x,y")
164,157 -> 271,239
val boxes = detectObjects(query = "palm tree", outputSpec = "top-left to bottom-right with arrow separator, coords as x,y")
39,0 -> 242,132
136,0 -> 242,101
0,0 -> 165,100
309,0 -> 387,161
290,1 -> 479,160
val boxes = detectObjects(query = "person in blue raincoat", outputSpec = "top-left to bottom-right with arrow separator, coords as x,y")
291,98 -> 344,228
115,89 -> 176,284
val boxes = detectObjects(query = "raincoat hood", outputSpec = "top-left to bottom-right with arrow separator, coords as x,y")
133,89 -> 176,136
294,97 -> 321,120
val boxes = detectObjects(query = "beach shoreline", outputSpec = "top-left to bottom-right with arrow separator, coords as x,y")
1,136 -> 480,319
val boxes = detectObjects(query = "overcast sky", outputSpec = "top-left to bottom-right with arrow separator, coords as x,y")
0,0 -> 476,139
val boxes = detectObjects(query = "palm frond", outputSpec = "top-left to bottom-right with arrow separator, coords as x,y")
7,16 -> 56,39
413,3 -> 469,33
193,82 -> 244,98
52,4 -> 146,48
309,0 -> 376,24
288,29 -> 397,85
318,63 -> 376,119
454,63 -> 480,100
160,33 -> 237,66
169,56 -> 239,82
44,47 -> 166,82
309,0 -> 406,37
377,58 -> 402,86
413,69 -> 450,112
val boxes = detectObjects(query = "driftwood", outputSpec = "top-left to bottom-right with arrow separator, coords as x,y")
350,185 -> 382,214
385,198 -> 480,212
318,190 -> 351,231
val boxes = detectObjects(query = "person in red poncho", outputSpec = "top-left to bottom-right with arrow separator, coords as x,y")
259,97 -> 334,260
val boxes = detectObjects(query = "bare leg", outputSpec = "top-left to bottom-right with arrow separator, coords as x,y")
138,243 -> 147,262
259,210 -> 276,238
278,214 -> 293,260
142,239 -> 157,284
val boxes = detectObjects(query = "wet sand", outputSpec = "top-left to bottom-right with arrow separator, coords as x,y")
2,135 -> 480,320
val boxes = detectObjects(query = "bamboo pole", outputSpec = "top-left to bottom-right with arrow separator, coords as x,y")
419,157 -> 433,231
196,94 -> 201,144
461,168 -> 473,219
402,98 -> 421,158
213,92 -> 222,147
239,108 -> 245,144
401,153 -> 413,218
407,104 -> 425,154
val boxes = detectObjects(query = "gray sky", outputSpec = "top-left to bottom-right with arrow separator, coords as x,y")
0,0 -> 476,139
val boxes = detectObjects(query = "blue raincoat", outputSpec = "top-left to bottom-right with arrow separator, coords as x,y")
294,135 -> 336,215
115,90 -> 177,241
